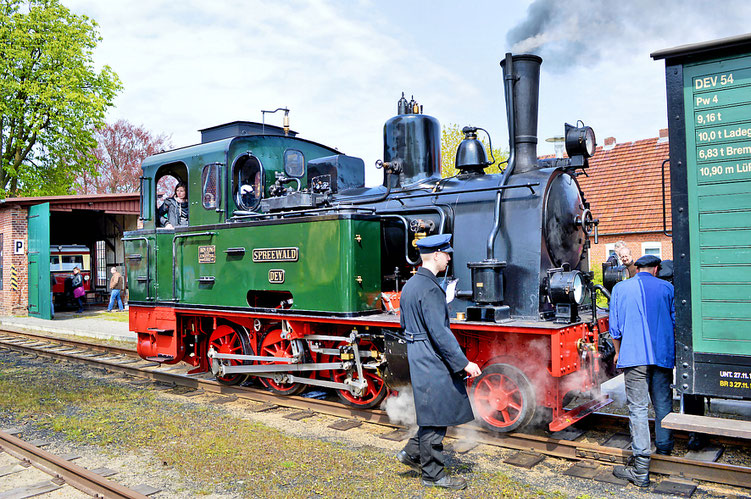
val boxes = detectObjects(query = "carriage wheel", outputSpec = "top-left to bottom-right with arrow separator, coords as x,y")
332,339 -> 388,408
470,363 -> 535,432
208,324 -> 252,386
258,328 -> 305,396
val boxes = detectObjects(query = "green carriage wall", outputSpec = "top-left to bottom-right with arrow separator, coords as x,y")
683,53 -> 751,357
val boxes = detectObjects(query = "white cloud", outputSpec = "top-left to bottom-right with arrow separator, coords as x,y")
65,0 -> 482,185
62,0 -> 751,184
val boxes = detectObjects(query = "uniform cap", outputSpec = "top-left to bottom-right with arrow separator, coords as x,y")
416,234 -> 453,254
635,254 -> 661,268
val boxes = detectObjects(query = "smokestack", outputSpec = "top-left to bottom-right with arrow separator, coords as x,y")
500,54 -> 542,174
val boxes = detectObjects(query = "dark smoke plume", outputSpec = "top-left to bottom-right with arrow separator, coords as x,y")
507,0 -> 751,71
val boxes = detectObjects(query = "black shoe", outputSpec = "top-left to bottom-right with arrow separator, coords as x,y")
687,432 -> 706,451
423,475 -> 467,490
655,448 -> 672,456
395,450 -> 420,473
613,456 -> 650,487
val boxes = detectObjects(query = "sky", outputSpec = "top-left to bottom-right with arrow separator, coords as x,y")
64,0 -> 751,186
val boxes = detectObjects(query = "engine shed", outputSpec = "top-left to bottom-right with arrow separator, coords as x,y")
0,193 -> 139,318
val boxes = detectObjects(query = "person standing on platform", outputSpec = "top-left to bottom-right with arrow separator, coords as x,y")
395,234 -> 482,490
610,255 -> 675,487
71,266 -> 85,313
107,266 -> 125,312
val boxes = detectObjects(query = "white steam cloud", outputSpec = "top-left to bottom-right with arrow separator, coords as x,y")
383,387 -> 417,427
507,0 -> 751,72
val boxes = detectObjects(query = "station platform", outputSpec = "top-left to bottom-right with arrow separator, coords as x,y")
0,309 -> 135,343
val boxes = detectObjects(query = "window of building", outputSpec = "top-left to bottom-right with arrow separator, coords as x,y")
233,154 -> 264,210
284,149 -> 305,177
96,240 -> 107,287
201,163 -> 221,209
605,243 -> 617,260
641,241 -> 662,258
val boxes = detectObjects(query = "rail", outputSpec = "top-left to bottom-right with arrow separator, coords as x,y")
1,328 -> 750,489
0,430 -> 149,498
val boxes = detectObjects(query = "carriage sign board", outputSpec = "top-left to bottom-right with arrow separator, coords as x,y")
654,35 -> 751,399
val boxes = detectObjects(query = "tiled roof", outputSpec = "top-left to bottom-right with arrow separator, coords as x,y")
575,133 -> 671,235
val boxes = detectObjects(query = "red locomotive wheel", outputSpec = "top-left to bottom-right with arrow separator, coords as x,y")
331,339 -> 387,409
258,328 -> 305,396
208,324 -> 252,386
470,363 -> 535,432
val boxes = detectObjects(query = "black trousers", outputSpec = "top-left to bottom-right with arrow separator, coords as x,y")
402,426 -> 447,481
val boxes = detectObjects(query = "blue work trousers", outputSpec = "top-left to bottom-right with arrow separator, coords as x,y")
108,289 -> 124,312
624,365 -> 674,456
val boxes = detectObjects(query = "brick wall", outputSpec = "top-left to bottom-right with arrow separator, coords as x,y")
0,205 -> 29,316
590,232 -> 674,265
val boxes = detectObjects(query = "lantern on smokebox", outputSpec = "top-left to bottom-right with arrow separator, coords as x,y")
565,122 -> 597,158
548,267 -> 587,324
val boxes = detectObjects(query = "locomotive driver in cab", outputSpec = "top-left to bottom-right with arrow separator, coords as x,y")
396,233 -> 482,490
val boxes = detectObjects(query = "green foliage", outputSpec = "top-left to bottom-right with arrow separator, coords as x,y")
440,123 -> 508,178
0,0 -> 121,196
590,263 -> 609,308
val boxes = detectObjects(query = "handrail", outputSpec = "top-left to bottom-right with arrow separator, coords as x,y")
662,158 -> 672,237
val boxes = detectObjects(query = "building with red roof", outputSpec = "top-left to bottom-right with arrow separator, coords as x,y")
578,128 -> 673,265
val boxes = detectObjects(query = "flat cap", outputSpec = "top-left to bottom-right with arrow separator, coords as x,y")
416,234 -> 453,254
635,254 -> 661,268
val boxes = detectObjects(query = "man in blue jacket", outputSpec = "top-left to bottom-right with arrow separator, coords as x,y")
609,254 -> 675,487
395,234 -> 481,490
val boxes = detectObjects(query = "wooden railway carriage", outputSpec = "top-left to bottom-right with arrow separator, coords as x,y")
125,54 -> 615,432
653,35 -> 751,438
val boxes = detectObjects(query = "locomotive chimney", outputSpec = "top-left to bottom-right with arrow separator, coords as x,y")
500,54 -> 542,174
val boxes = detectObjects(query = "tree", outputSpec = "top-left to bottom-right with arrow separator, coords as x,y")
440,123 -> 507,178
77,120 -> 172,194
0,0 -> 121,197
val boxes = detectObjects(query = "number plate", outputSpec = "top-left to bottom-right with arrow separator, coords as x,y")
268,269 -> 285,284
198,245 -> 216,263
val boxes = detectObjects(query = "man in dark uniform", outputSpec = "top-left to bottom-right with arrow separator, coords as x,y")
395,234 -> 482,490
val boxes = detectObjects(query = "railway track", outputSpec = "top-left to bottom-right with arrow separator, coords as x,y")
0,327 -> 749,492
0,429 -> 150,498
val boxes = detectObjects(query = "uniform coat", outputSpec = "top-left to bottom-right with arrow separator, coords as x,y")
400,267 -> 474,427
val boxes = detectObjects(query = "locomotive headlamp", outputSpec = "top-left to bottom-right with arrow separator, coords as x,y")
602,263 -> 629,292
548,270 -> 586,305
565,122 -> 596,158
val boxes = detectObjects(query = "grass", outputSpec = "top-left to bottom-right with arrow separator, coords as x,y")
0,357 -> 567,498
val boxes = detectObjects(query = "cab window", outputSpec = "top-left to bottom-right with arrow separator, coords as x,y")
284,149 -> 304,177
50,255 -> 61,271
154,162 -> 189,228
233,154 -> 263,210
201,163 -> 221,209
61,255 -> 84,271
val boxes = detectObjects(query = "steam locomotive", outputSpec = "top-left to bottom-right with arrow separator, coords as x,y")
124,53 -> 613,433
